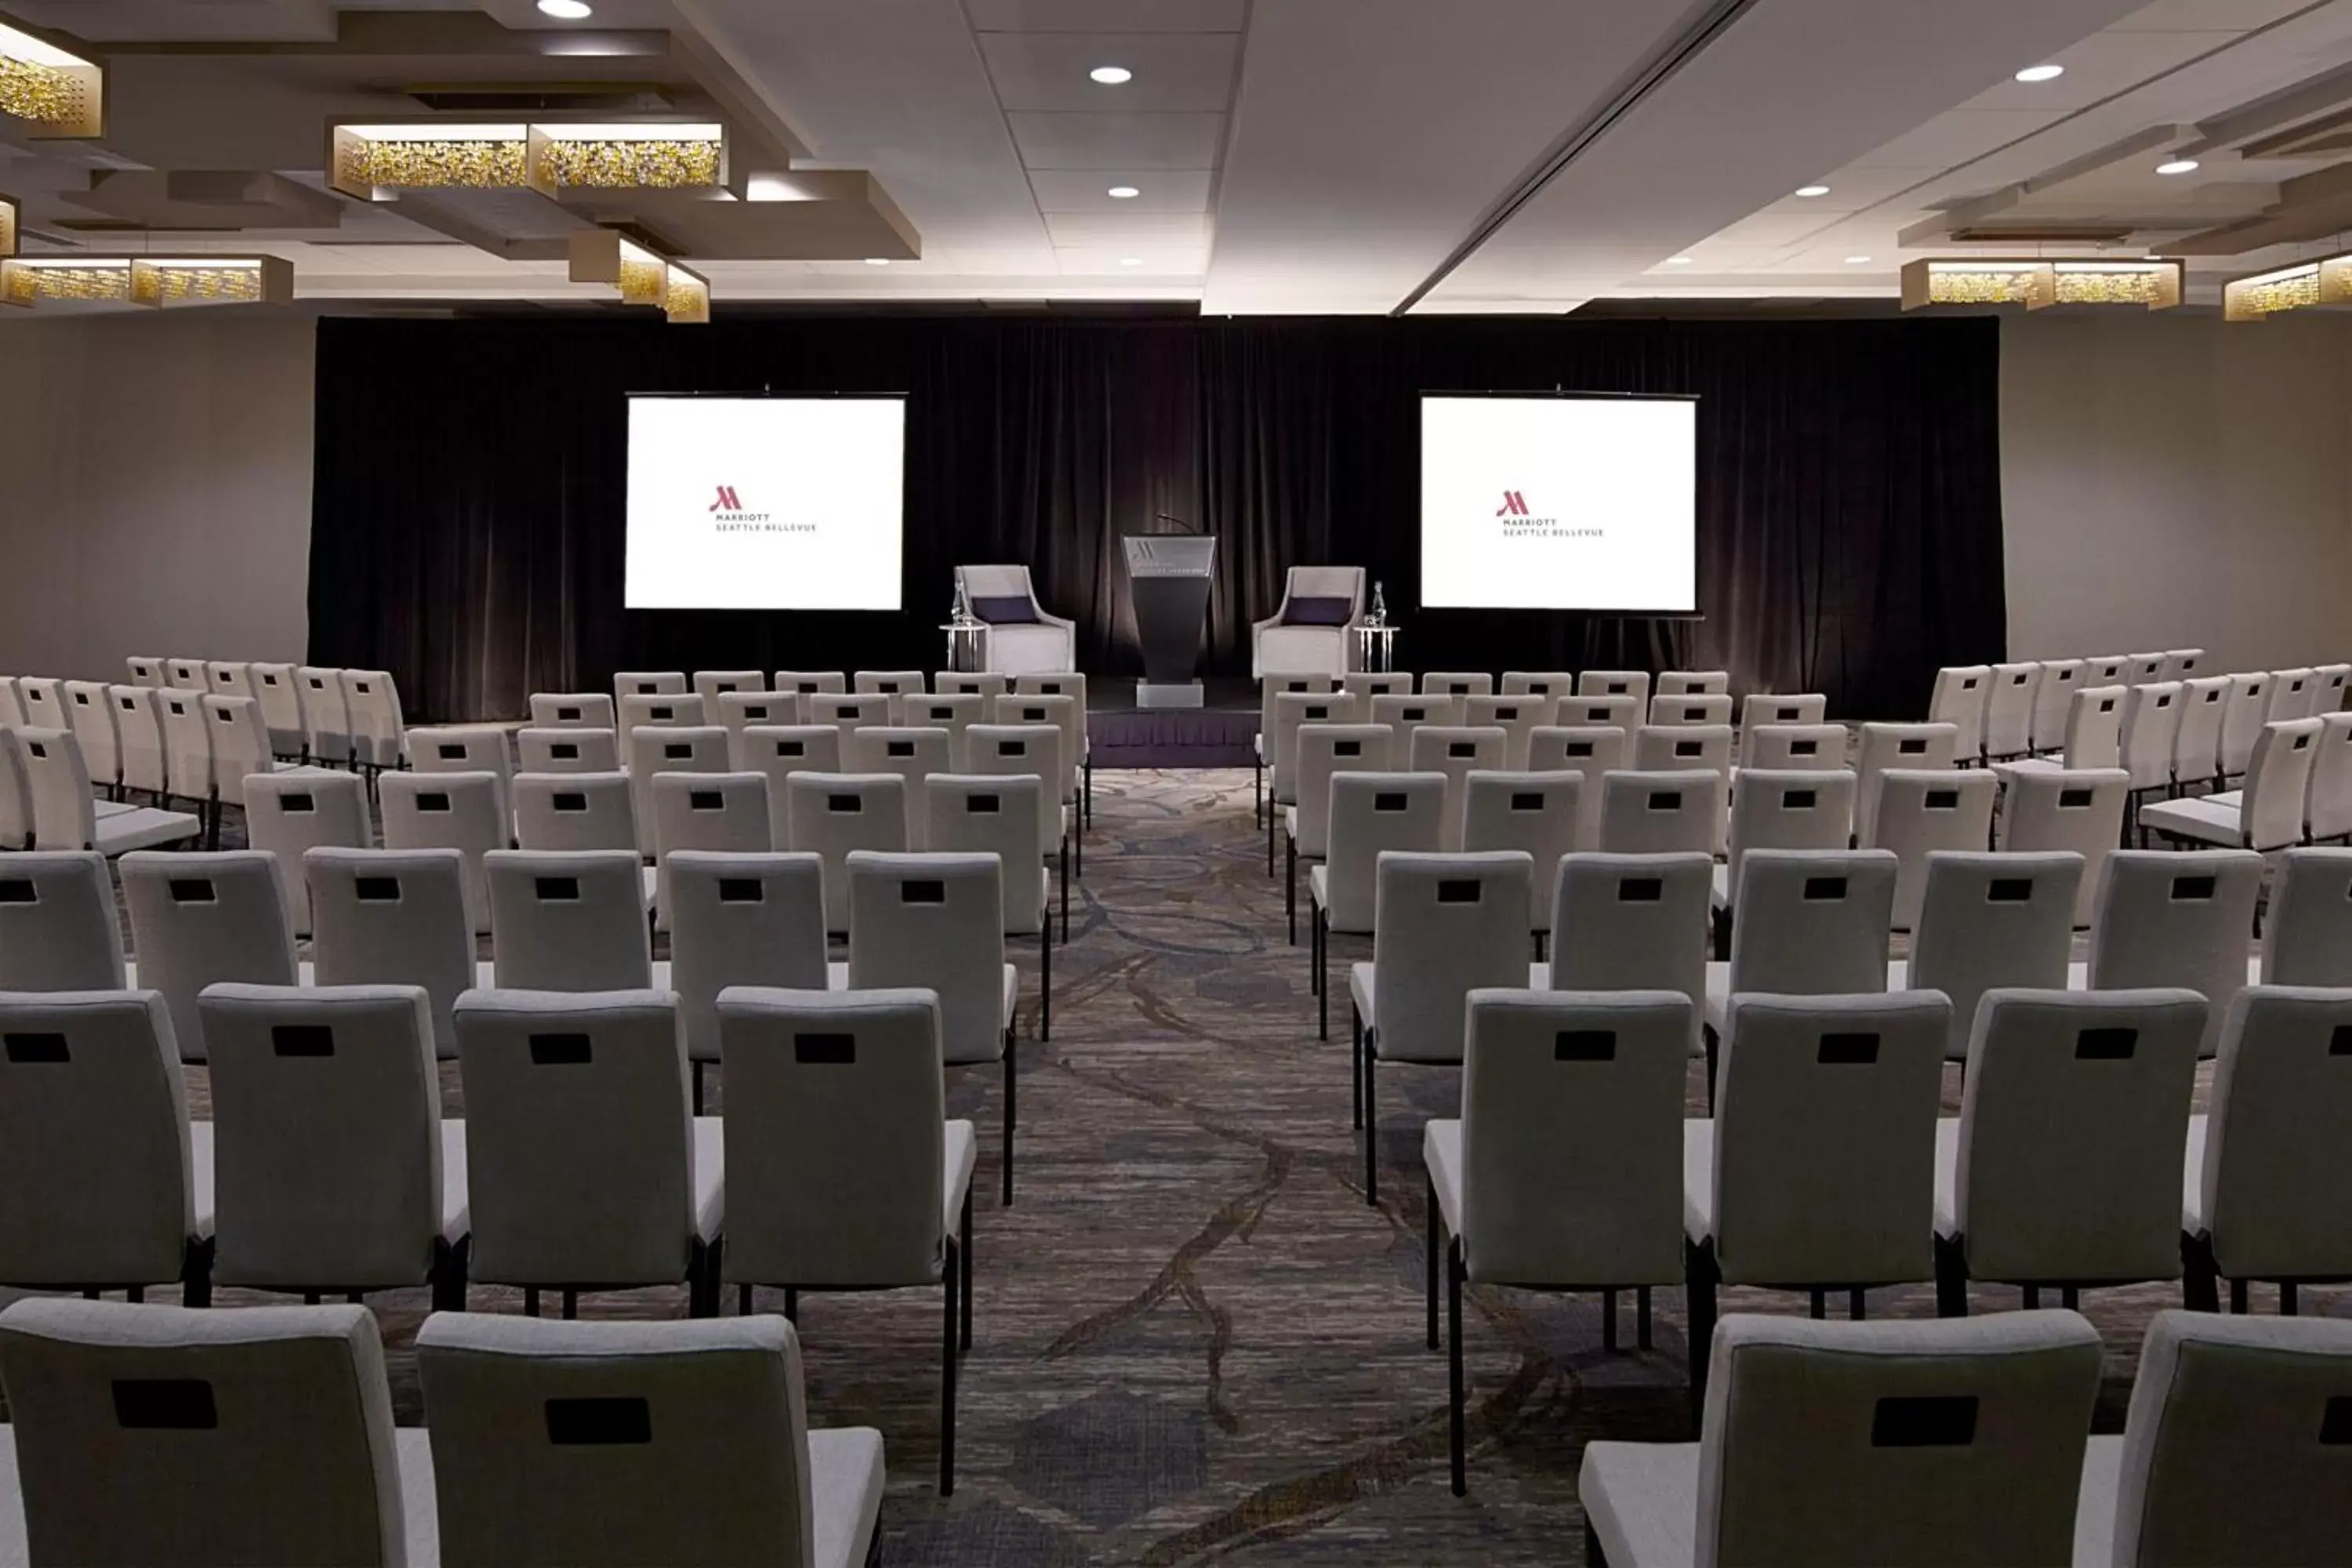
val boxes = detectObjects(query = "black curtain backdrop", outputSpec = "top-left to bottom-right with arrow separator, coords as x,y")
307,314 -> 2005,723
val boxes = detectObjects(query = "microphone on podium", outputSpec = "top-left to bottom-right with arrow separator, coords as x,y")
1156,511 -> 1205,535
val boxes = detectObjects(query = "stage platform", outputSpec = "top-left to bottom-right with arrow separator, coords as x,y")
1087,677 -> 1258,768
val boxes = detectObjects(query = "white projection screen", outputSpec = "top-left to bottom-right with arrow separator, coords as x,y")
1419,394 -> 1698,613
625,394 -> 906,610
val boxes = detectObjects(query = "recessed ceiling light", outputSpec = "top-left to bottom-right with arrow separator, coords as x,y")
1120,256 -> 1142,266
1846,255 -> 1872,264
2014,64 -> 2064,83
1090,66 -> 1133,85
1795,185 -> 1830,198
1665,256 -> 1694,266
537,0 -> 593,18
1107,185 -> 1140,199
2157,158 -> 2200,176
864,257 -> 890,266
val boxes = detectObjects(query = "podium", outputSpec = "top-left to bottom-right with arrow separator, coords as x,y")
1123,534 -> 1214,709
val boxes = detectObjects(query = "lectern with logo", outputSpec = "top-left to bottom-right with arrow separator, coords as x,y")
1123,535 -> 1215,709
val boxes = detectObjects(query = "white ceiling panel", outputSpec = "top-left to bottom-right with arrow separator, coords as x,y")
1044,210 -> 1211,242
1027,169 -> 1214,210
964,0 -> 1245,33
978,31 -> 1240,112
1005,111 -> 1228,169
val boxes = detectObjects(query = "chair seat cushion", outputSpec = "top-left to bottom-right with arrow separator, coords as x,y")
2138,794 -> 2241,845
2181,1112 -> 2208,1236
1682,1120 -> 1713,1244
969,595 -> 1036,625
190,1120 -> 216,1241
691,1116 -> 724,1243
439,1120 -> 470,1243
1308,863 -> 1328,912
1579,1438 -> 1700,1568
1701,962 -> 1730,1036
2074,1436 -> 2124,1568
1709,862 -> 1730,912
93,807 -> 204,855
1281,596 -> 1354,626
1424,1118 -> 1465,1237
944,1120 -> 978,1236
1934,1116 -> 1960,1240
396,1425 -> 439,1566
1001,964 -> 1018,1031
808,1425 -> 888,1568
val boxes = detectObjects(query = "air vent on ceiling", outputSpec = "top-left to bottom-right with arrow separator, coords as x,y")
407,86 -> 681,114
1948,224 -> 2136,245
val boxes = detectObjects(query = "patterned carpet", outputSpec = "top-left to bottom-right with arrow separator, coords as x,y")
119,770 -> 2349,1562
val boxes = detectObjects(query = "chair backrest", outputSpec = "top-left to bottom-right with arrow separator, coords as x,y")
528,692 -> 617,730
1322,773 -> 1445,934
1744,722 -> 1844,771
1367,851 -> 1532,1062
1407,724 -> 1506,850
13,728 -> 103,855
1577,670 -> 1651,706
2304,710 -> 2352,841
198,982 -> 443,1290
157,687 -> 215,800
1737,693 -> 1828,762
1012,670 -> 1089,741
651,771 -> 771,924
1997,768 -> 2130,926
517,725 -> 619,775
1904,851 -> 2082,1059
2172,676 -> 2230,787
2124,652 -> 2165,684
1869,768 -> 2000,931
774,670 -> 848,697
1654,670 -> 1730,696
2086,849 -> 2263,1054
665,851 -> 828,1062
1635,722 -> 1734,779
125,655 -> 164,686
618,692 -> 705,741
513,770 -> 637,856
165,658 -> 207,691
810,691 -> 891,740
109,684 -> 170,797
201,695 -> 278,808
60,681 -> 120,790
926,774 -> 1047,933
452,988 -> 692,1287
961,724 -> 1063,855
1461,771 -> 1579,933
739,726 -> 846,847
2259,846 -> 2352,986
2220,673 -> 2273,776
1711,991 -> 1949,1286
936,672 -> 1004,699
416,1311 -> 829,1568
307,848 -> 475,1061
1857,721 -> 1961,844
381,769 -> 506,935
1726,848 -> 1897,998
0,677 -> 22,728
719,985 -> 947,1289
2197,985 -> 2352,1284
118,851 -> 296,1062
2267,666 -> 2318,723
1598,768 -> 1720,856
1370,693 -> 1461,747
1459,989 -> 1692,1286
0,728 -> 32,851
206,661 -> 256,702
2106,1309 -> 2352,1568
1292,724 -> 1394,860
2085,655 -> 2130,685
845,851 -> 1007,1065
1554,692 -> 1639,731
1340,671 -> 1413,700
627,724 -> 730,851
0,1298 -> 408,1567
1463,693 -> 1551,770
1421,671 -> 1492,697
411,725 -> 515,818
712,691 -> 797,768
1260,674 -> 1341,743
339,670 -> 406,769
903,693 -> 985,771
1498,670 -> 1577,698
1525,724 -> 1629,851
2030,659 -> 2084,753
1548,853 -> 1711,1026
2056,684 -> 2126,771
0,851 -> 125,990
485,850 -> 652,991
693,669 -> 769,711
1696,1310 -> 2103,1568
843,727 -> 952,846
1723,770 -> 1857,909
784,774 -> 909,933
297,666 -> 353,764
0,990 -> 191,1287
854,669 -> 928,723
2239,717 -> 2326,850
243,770 -> 371,938
1928,665 -> 1991,760
248,663 -> 306,755
615,670 -> 688,699
1980,662 -> 2038,760
2159,648 -> 2206,682
995,692 -> 1080,799
2118,681 -> 2184,792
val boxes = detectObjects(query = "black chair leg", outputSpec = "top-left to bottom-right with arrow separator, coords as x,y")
181,1236 -> 214,1308
1361,1038 -> 1377,1205
1060,842 -> 1070,942
940,1235 -> 959,1497
1448,1240 -> 1467,1497
1685,1240 -> 1719,1427
1586,1519 -> 1609,1566
2281,1281 -> 2299,1316
1040,921 -> 1051,1043
1809,1289 -> 1826,1320
1286,837 -> 1297,945
1352,1007 -> 1364,1131
2182,1233 -> 2221,1313
1003,1029 -> 1017,1206
2231,1278 -> 2249,1315
1849,1288 -> 1866,1320
1425,1171 -> 1440,1351
692,1060 -> 705,1116
1317,913 -> 1330,1039
2060,1285 -> 2079,1311
1936,1234 -> 1969,1317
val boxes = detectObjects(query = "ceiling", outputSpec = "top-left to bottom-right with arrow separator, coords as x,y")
6,0 -> 2352,314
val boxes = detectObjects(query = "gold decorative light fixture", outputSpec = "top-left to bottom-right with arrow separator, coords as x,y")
0,194 -> 17,260
1,254 -> 292,310
330,124 -> 528,201
0,20 -> 102,139
332,122 -> 725,202
528,124 -> 725,194
568,230 -> 711,323
1900,257 -> 2181,312
2223,253 -> 2352,321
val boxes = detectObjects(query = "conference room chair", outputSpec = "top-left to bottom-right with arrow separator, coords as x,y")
2027,658 -> 2084,755
2171,675 -> 2231,793
14,676 -> 64,732
244,769 -> 371,939
2180,986 -> 2352,1319
2258,845 -> 2352,987
206,693 -> 318,829
1577,670 -> 1652,708
1683,990 -> 1951,1396
776,670 -> 849,697
1896,851 -> 2082,1062
1310,772 -> 1445,1040
1976,662 -> 2040,762
165,657 -> 207,691
1353,850 -> 1532,1205
1581,1310 -> 2103,1568
651,771 -> 772,930
1461,771 -> 1578,949
454,988 -> 721,1317
156,688 -> 218,839
516,724 -> 619,775
1424,989 -> 1691,1494
1701,847 -> 1897,1048
692,668 -> 768,712
307,848 -> 478,1062
905,692 -> 985,771
0,1300 -> 433,1562
1461,693 -> 1548,770
927,775 -> 1053,1037
1734,692 -> 1828,764
513,771 -> 638,861
1341,671 -> 1413,701
108,684 -> 172,806
1597,768 -> 1721,858
1408,724 -> 1505,852
959,563 -> 1080,675
1251,565 -> 1363,679
995,691 -> 1083,851
1498,670 -> 1576,699
935,670 -> 1007,700
1633,724 -> 1733,848
626,722 -> 731,858
0,990 -> 212,1305
1367,693 -> 1460,762
662,851 -> 829,1111
846,851 -> 1019,1203
1711,770 -> 1855,946
2007,682 -> 2126,777
198,982 -> 468,1307
248,662 -> 310,760
1646,691 -> 1730,728
415,1311 -> 887,1566
0,731 -> 31,852
524,693 -> 614,736
1012,673 -> 1092,822
2315,659 -> 2350,711
0,851 -> 125,991
2074,849 -> 2261,1056
339,669 -> 408,779
60,680 -> 122,797
962,723 -> 1069,938
844,727 -> 951,848
811,691 -> 891,746
383,769 -> 505,936
1282,724 -> 1393,942
616,670 -> 689,699
714,985 -> 971,1497
1256,674 -> 1341,826
1870,768 -> 2000,931
2084,655 -> 2132,686
2158,648 -> 2207,682
786,773 -> 909,938
618,691 -> 706,746
2310,711 -> 2352,842
1654,670 -> 1730,696
2267,666 -> 2320,723
2127,652 -> 2168,685
0,674 -> 24,728
1934,987 -> 2205,1318
1526,724 -> 1629,851
120,850 -> 296,1062
14,728 -> 202,855
297,666 -> 355,767
2140,716 -> 2325,851
1421,670 -> 1493,698
1998,768 -> 2131,927
1555,691 -> 1639,731
739,725 -> 845,849
412,722 -> 514,798
2115,681 -> 2184,826
1928,663 -> 1991,764
1742,720 -> 1845,772
485,850 -> 652,992
2218,672 -> 2273,782
124,655 -> 165,686
854,668 -> 929,724
206,660 -> 256,704
1541,854 -> 1712,1060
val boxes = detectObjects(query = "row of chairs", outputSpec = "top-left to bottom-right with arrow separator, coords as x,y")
114,659 -> 408,772
0,725 -> 203,857
0,978 -> 982,1497
1932,651 -> 2348,764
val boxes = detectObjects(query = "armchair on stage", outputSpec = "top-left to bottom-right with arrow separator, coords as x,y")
953,564 -> 1076,675
1253,566 -> 1366,678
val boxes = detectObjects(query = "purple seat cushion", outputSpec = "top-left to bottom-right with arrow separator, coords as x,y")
971,596 -> 1038,625
1282,596 -> 1354,626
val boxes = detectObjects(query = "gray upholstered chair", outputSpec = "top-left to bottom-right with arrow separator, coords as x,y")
120,850 -> 296,1062
1856,720 -> 1962,843
614,670 -> 688,700
1894,851 -> 2080,1061
1251,565 -> 1363,679
626,724 -> 730,862
0,851 -> 126,991
513,770 -> 637,855
1525,724 -> 1629,851
927,774 -> 1052,1036
1998,768 -> 2131,927
381,769 -> 505,936
307,847 -> 481,1060
1867,768 -> 1999,931
528,691 -> 616,729
1597,768 -> 1719,857
650,771 -> 771,928
843,728 -> 951,848
485,850 -> 652,992
244,770 -> 372,939
1711,768 -> 1856,927
662,851 -> 829,1111
1309,771 -> 1444,1040
1541,852 -> 1712,1058
1461,771 -> 1579,946
1701,850 -> 1899,1038
2074,849 -> 2262,1055
517,726 -> 619,774
2258,846 -> 2352,986
785,774 -> 909,936
1283,724 -> 1394,944
955,564 -> 1076,676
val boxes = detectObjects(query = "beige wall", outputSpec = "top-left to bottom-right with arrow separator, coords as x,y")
0,311 -> 315,684
2001,310 -> 2352,671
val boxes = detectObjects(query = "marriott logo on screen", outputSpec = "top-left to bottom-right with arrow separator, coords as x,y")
1489,488 -> 1602,539
1496,490 -> 1530,517
707,485 -> 771,524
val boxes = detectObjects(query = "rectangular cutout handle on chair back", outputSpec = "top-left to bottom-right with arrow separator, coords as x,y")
1790,739 -> 1818,756
1926,789 -> 1959,809
1374,792 -> 1406,811
544,1397 -> 650,1446
355,877 -> 401,901
1566,741 -> 1593,757
1436,880 -> 1481,904
2076,1028 -> 2138,1060
2171,876 -> 2216,901
1511,792 -> 1543,810
1024,707 -> 1047,721
1449,742 -> 1476,758
2059,789 -> 2093,808
1781,789 -> 1817,809
113,1380 -> 218,1431
419,793 -> 450,812
0,880 -> 33,903
1802,877 -> 1848,900
169,879 -> 216,903
998,742 -> 1025,757
271,1025 -> 334,1058
438,744 -> 466,760
1555,1029 -> 1616,1061
1618,877 -> 1662,902
1334,741 -> 1361,757
282,793 -> 314,813
557,706 -> 581,721
552,793 -> 586,811
535,877 -> 579,901
902,880 -> 946,903
1871,1396 -> 1976,1447
1818,1032 -> 1880,1064
1899,739 -> 1927,755
718,879 -> 763,903
1986,878 -> 2032,903
968,794 -> 1000,813
828,795 -> 861,812
1648,791 -> 1682,810
649,705 -> 673,720
690,790 -> 723,811
1307,706 -> 1330,720
776,741 -> 804,757
794,1033 -> 855,1065
552,743 -> 579,760
663,744 -> 691,760
887,741 -> 914,758
1403,707 -> 1426,721
1497,706 -> 1519,720
5,1033 -> 69,1063
528,1033 -> 593,1065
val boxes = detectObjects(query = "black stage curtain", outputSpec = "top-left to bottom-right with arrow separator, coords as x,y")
308,314 -> 2005,722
